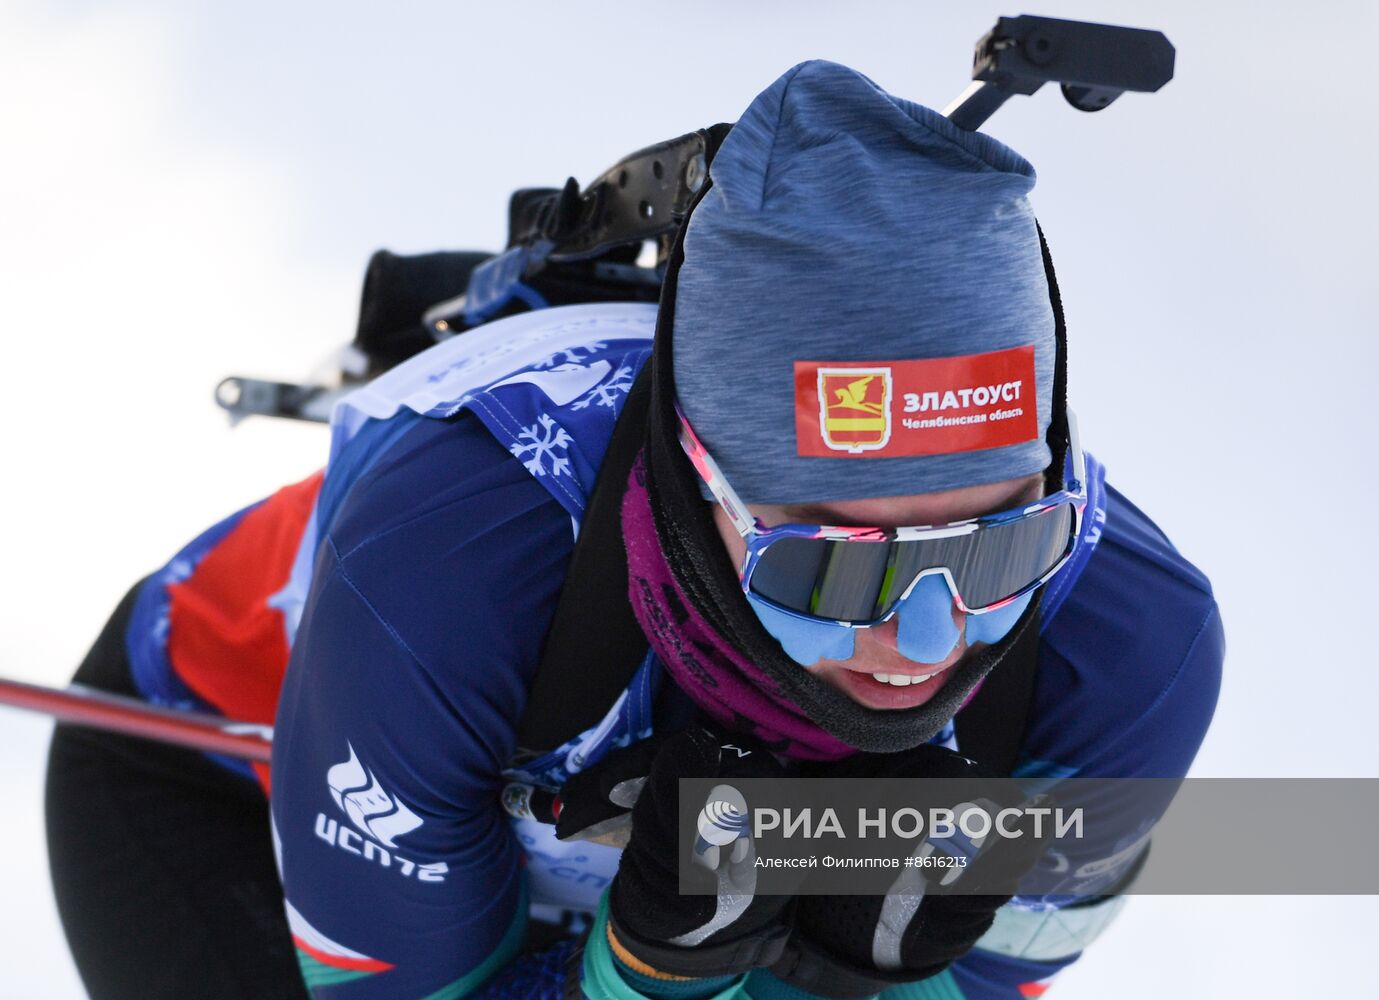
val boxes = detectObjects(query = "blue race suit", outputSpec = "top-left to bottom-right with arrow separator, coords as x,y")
125,303 -> 1224,998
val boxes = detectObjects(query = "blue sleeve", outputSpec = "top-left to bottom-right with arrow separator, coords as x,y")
941,481 -> 1225,998
271,411 -> 580,998
1023,482 -> 1224,783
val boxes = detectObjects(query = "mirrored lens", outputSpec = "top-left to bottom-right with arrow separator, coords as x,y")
749,503 -> 1075,622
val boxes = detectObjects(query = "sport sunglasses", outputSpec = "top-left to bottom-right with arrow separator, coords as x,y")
675,403 -> 1087,628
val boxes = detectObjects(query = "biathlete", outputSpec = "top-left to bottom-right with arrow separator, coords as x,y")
45,61 -> 1222,999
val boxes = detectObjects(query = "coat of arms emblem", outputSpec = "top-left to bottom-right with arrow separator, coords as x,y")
816,367 -> 892,453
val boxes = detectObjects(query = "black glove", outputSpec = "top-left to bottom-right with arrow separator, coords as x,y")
772,746 -> 1051,998
557,727 -> 797,978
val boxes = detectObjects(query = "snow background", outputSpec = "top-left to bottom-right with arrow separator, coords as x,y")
1,1 -> 1375,995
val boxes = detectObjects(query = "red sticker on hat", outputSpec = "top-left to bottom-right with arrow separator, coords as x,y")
794,347 -> 1038,458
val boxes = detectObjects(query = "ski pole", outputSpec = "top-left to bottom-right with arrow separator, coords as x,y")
0,675 -> 273,763
0,674 -> 568,824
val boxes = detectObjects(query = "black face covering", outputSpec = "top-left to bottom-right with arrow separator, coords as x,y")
639,198 -> 1049,754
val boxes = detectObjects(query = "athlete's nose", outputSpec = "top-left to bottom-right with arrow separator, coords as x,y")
891,575 -> 965,664
861,613 -> 902,652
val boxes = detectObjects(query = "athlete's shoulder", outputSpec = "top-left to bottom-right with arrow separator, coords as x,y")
322,411 -> 574,664
1049,480 -> 1218,655
315,307 -> 656,551
274,412 -> 573,805
1030,480 -> 1223,777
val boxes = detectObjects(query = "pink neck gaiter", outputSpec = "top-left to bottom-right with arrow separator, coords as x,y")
622,453 -> 855,761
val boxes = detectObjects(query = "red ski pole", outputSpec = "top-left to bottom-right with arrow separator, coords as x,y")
0,675 -> 572,827
0,675 -> 273,763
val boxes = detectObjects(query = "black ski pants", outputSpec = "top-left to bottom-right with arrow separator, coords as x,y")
44,581 -> 307,999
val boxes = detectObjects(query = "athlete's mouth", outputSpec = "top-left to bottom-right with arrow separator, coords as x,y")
823,661 -> 956,710
866,670 -> 944,688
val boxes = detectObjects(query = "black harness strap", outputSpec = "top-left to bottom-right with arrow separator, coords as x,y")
951,601 -> 1042,777
515,367 -> 654,757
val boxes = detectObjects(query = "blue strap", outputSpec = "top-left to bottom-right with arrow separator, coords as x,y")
463,246 -> 552,325
505,651 -> 661,790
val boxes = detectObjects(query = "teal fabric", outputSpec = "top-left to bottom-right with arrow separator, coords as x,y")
741,970 -> 849,999
618,964 -> 740,1000
738,968 -> 967,999
881,971 -> 967,999
578,888 -> 974,1000
581,893 -> 752,1000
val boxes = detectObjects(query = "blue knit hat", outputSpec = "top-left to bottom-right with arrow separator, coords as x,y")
673,61 -> 1056,504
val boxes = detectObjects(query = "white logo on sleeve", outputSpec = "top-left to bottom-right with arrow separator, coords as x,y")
327,743 -> 423,848
314,743 -> 447,884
